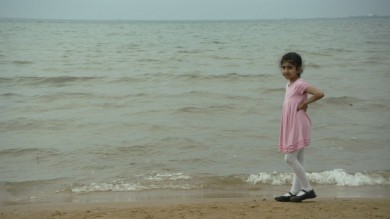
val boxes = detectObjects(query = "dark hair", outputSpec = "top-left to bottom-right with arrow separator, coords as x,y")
280,52 -> 303,77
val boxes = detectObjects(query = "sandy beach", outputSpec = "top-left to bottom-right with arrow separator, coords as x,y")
0,198 -> 388,219
1,186 -> 390,218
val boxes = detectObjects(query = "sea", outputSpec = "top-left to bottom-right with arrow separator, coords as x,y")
0,17 -> 389,204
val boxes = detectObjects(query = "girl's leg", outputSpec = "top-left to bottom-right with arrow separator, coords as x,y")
276,149 -> 316,202
290,174 -> 301,195
290,149 -> 305,194
285,149 -> 312,193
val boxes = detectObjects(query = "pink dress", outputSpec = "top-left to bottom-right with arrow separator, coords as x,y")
279,78 -> 311,153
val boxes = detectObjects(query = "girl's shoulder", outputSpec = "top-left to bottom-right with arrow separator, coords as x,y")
296,78 -> 308,84
294,78 -> 309,94
288,78 -> 308,87
295,78 -> 310,87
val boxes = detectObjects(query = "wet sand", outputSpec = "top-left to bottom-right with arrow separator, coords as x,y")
0,198 -> 389,219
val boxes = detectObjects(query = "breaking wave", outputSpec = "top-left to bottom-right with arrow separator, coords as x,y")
247,169 -> 390,186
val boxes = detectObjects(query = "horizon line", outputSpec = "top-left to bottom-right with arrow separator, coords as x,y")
1,15 -> 389,22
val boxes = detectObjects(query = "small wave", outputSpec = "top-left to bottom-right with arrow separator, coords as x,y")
247,169 -> 390,186
176,73 -> 274,81
260,88 -> 285,94
366,40 -> 389,45
139,172 -> 191,181
0,77 -> 13,83
0,118 -> 70,131
1,76 -> 104,86
0,148 -> 61,157
71,182 -> 195,193
109,76 -> 145,83
176,106 -> 204,113
137,58 -> 161,63
305,62 -> 322,68
2,178 -> 68,194
176,104 -> 235,113
320,97 -> 390,111
12,60 -> 33,65
71,172 -> 194,193
96,144 -> 159,158
185,90 -> 215,97
72,182 -> 147,193
305,51 -> 333,57
211,40 -> 224,44
29,76 -> 102,86
43,92 -> 97,99
208,55 -> 235,60
324,48 -> 353,53
322,96 -> 362,107
0,92 -> 23,97
177,49 -> 201,54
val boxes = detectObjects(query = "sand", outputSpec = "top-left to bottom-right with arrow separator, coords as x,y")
1,198 -> 389,219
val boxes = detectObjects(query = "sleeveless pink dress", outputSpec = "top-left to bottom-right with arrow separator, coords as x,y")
279,78 -> 311,153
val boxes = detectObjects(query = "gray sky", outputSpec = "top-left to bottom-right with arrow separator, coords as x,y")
1,0 -> 389,20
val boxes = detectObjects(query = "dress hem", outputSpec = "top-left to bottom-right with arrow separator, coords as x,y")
279,139 -> 311,153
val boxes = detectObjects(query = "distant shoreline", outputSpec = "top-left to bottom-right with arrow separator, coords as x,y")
0,15 -> 389,23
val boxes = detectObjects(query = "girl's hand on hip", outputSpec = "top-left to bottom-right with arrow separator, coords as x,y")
298,103 -> 308,112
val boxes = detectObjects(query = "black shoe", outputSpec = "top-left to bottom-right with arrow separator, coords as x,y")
275,192 -> 295,202
290,189 -> 316,202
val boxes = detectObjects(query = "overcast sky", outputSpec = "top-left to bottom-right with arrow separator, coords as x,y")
0,0 -> 389,20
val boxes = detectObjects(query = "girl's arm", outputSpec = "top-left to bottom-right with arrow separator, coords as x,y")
298,86 -> 325,111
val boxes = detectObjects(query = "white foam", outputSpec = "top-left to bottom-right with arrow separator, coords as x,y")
247,169 -> 390,186
71,182 -> 196,193
72,182 -> 146,193
140,172 -> 192,181
71,172 -> 193,193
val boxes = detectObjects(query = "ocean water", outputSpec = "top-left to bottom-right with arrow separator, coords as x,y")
0,18 -> 389,204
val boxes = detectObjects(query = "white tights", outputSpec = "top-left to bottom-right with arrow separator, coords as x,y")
284,149 -> 312,195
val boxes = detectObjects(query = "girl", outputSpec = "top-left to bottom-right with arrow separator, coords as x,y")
275,52 -> 324,202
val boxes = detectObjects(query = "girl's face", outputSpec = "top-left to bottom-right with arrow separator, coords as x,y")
281,61 -> 301,82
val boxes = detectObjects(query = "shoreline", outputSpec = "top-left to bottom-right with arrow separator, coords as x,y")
1,198 -> 389,219
1,185 -> 389,218
1,184 -> 389,206
1,186 -> 389,218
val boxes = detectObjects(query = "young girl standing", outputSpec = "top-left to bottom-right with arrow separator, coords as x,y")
275,52 -> 324,202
